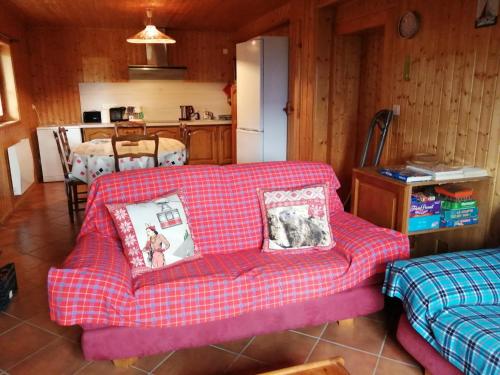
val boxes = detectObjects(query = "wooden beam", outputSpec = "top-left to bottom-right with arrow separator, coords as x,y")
334,10 -> 389,35
317,0 -> 343,9
234,3 -> 291,42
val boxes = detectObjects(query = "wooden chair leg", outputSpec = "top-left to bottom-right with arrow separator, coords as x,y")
337,319 -> 354,327
72,185 -> 79,213
112,357 -> 138,368
424,369 -> 431,375
66,183 -> 74,223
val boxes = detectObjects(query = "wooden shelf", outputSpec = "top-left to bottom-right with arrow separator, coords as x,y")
351,167 -> 493,251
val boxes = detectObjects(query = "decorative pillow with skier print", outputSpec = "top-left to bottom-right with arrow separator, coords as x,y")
257,184 -> 335,253
106,190 -> 199,277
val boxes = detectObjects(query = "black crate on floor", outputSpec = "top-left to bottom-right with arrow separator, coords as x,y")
0,263 -> 17,311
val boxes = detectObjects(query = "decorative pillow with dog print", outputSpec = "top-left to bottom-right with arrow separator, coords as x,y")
106,191 -> 199,277
258,184 -> 335,253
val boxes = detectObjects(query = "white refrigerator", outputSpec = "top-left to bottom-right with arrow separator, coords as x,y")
236,36 -> 288,163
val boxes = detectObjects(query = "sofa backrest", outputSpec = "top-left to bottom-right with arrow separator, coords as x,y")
79,161 -> 342,255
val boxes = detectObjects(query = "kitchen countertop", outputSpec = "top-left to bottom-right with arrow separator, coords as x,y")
37,119 -> 232,130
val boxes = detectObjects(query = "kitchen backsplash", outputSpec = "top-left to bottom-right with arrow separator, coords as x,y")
79,81 -> 230,122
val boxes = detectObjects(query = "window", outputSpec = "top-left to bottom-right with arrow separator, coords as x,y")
0,40 -> 19,124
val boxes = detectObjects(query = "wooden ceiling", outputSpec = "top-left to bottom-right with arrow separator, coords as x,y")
5,0 -> 290,31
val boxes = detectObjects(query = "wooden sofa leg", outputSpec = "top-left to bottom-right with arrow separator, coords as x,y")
112,357 -> 138,368
337,318 -> 354,327
424,369 -> 432,375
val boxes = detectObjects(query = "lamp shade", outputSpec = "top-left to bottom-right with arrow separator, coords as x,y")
127,25 -> 176,44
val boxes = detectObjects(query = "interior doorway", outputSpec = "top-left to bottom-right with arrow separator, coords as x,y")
328,26 -> 385,202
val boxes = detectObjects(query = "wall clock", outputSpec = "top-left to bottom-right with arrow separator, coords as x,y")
398,11 -> 420,39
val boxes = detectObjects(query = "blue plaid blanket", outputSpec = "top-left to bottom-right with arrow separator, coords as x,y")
383,248 -> 500,375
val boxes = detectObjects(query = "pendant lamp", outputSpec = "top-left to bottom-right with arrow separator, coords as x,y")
127,9 -> 175,44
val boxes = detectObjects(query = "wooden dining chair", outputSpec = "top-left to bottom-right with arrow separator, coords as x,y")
58,126 -> 72,165
180,123 -> 193,164
111,134 -> 159,172
114,120 -> 147,136
53,131 -> 87,222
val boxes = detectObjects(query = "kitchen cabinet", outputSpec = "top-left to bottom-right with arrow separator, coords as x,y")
218,125 -> 233,165
187,126 -> 219,165
186,124 -> 233,165
82,127 -> 115,141
148,126 -> 181,140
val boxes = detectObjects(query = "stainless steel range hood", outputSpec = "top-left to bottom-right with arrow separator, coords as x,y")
129,39 -> 187,80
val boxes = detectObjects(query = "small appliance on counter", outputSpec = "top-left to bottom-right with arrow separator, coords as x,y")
83,111 -> 102,123
190,112 -> 200,120
180,105 -> 194,121
203,110 -> 215,120
109,107 -> 127,122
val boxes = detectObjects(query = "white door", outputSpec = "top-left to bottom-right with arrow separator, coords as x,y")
236,129 -> 263,163
236,38 -> 263,132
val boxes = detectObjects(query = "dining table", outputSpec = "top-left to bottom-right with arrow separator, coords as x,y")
70,138 -> 186,184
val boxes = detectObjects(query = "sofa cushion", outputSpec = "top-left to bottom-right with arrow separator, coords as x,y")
106,191 -> 199,277
79,162 -> 343,255
258,184 -> 335,252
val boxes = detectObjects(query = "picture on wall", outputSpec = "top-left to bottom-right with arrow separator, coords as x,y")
476,0 -> 499,28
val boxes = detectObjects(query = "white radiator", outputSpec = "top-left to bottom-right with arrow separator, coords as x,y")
7,138 -> 34,195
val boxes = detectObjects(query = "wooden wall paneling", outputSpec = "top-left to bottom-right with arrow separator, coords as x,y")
28,27 -> 235,125
328,34 -> 361,200
0,3 -> 37,223
312,7 -> 334,162
235,2 -> 291,42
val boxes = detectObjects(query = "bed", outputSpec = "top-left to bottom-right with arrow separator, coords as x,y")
383,248 -> 500,375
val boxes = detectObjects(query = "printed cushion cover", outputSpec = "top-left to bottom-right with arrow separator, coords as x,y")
258,184 -> 335,252
106,191 -> 199,277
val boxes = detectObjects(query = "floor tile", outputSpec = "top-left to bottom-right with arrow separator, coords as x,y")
226,356 -> 271,375
0,313 -> 22,334
375,358 -> 422,375
8,337 -> 87,375
26,310 -> 81,342
76,361 -> 145,374
154,346 -> 236,375
0,322 -> 58,369
308,340 -> 378,375
242,330 -> 317,368
381,334 -> 419,366
290,323 -> 327,338
133,352 -> 171,372
322,317 -> 386,354
213,337 -> 254,353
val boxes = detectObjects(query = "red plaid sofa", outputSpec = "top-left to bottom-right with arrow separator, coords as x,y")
48,161 -> 409,360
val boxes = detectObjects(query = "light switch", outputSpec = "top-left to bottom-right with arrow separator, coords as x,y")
222,48 -> 228,55
392,104 -> 401,116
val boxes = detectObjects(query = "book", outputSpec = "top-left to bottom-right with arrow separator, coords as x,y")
379,166 -> 433,183
406,164 -> 465,180
434,185 -> 474,199
462,167 -> 489,178
441,199 -> 477,210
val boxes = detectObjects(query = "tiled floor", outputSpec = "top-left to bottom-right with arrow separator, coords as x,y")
0,183 -> 423,375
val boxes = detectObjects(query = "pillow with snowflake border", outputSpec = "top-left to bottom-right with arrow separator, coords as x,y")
106,190 -> 200,277
257,184 -> 336,253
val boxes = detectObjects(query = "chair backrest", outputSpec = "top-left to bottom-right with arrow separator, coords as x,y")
180,124 -> 191,164
53,131 -> 70,177
111,134 -> 159,172
58,127 -> 71,164
114,121 -> 147,136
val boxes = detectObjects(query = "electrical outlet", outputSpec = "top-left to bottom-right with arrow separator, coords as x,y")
222,48 -> 228,55
392,104 -> 401,116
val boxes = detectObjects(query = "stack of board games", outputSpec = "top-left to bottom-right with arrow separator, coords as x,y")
435,185 -> 479,227
408,190 -> 441,232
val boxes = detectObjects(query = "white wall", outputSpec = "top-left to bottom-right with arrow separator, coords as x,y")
79,81 -> 230,122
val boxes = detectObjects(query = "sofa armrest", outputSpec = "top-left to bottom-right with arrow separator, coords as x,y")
48,233 -> 133,326
331,211 -> 410,275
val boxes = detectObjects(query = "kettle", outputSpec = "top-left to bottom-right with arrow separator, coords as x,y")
180,105 -> 194,121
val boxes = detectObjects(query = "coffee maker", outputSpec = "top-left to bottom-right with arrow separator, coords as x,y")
180,105 -> 194,120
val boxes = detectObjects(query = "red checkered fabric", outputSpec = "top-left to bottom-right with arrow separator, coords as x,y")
48,162 -> 409,327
